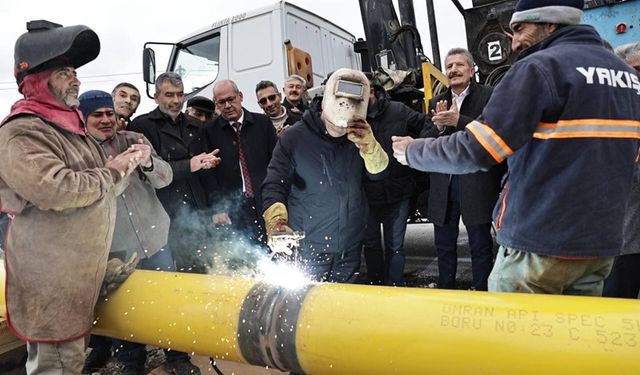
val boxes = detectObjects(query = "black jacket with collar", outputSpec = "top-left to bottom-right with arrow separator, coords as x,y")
202,108 -> 278,216
262,102 -> 386,254
422,81 -> 506,226
129,107 -> 209,213
282,98 -> 307,114
283,109 -> 302,127
364,86 -> 431,205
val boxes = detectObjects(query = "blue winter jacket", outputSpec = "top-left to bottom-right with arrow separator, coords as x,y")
406,25 -> 640,257
262,102 -> 387,255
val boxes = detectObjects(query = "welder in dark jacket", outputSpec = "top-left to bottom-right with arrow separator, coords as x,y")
362,84 -> 431,285
262,69 -> 389,282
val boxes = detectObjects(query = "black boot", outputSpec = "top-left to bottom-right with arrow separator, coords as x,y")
81,346 -> 111,374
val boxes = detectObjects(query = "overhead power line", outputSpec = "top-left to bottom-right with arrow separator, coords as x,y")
0,71 -> 142,86
82,71 -> 141,78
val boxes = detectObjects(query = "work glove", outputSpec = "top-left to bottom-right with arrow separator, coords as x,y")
347,117 -> 389,174
263,202 -> 295,254
100,253 -> 139,297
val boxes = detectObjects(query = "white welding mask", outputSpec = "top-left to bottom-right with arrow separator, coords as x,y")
322,68 -> 370,134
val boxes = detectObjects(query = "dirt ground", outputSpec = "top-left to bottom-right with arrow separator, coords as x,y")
98,347 -> 286,375
0,345 -> 286,375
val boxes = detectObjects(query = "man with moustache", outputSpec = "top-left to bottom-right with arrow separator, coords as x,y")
0,20 -> 141,374
421,48 -> 505,291
112,82 -> 141,130
203,79 -> 277,247
282,74 -> 308,114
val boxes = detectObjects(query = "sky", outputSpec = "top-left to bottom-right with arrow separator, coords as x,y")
0,0 -> 473,117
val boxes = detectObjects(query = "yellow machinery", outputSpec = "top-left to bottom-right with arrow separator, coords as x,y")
3,270 -> 637,374
422,61 -> 449,103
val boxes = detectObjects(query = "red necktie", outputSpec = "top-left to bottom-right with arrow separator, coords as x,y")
233,122 -> 254,197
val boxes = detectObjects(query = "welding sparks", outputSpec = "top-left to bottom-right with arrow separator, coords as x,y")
267,231 -> 305,256
255,258 -> 311,288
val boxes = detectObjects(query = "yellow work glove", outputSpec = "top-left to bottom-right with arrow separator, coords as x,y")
263,202 -> 297,255
100,253 -> 139,297
263,202 -> 293,238
347,117 -> 389,174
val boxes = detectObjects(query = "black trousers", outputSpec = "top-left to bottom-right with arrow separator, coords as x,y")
434,176 -> 494,290
602,253 -> 640,298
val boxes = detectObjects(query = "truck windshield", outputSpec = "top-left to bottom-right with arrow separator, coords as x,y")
172,34 -> 220,95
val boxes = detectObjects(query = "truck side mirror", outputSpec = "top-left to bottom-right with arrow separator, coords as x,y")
142,48 -> 156,84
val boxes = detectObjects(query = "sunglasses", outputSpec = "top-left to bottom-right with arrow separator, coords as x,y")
258,94 -> 279,105
633,65 -> 640,74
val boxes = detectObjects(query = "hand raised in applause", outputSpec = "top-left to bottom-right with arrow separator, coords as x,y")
431,99 -> 459,131
190,149 -> 221,172
105,147 -> 143,178
129,138 -> 152,168
116,116 -> 127,131
276,124 -> 290,137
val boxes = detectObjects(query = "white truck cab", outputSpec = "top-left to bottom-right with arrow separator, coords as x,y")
143,1 -> 360,112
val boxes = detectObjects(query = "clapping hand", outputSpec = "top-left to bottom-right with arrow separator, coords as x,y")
190,149 -> 221,172
431,99 -> 459,131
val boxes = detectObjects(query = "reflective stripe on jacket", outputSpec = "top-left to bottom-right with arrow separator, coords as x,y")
407,25 -> 640,257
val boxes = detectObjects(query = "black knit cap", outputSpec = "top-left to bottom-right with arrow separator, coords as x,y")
78,90 -> 114,120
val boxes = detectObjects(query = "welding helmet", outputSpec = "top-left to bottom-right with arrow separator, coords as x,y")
321,68 -> 370,130
14,20 -> 100,84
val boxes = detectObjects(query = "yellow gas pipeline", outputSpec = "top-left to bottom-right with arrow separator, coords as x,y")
2,269 -> 640,374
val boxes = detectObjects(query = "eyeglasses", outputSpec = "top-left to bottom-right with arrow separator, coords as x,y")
258,94 -> 279,105
215,95 -> 237,106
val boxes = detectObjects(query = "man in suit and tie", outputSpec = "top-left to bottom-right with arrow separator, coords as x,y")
421,48 -> 506,291
203,80 -> 278,248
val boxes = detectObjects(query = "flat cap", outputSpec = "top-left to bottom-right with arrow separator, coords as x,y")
187,96 -> 215,113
